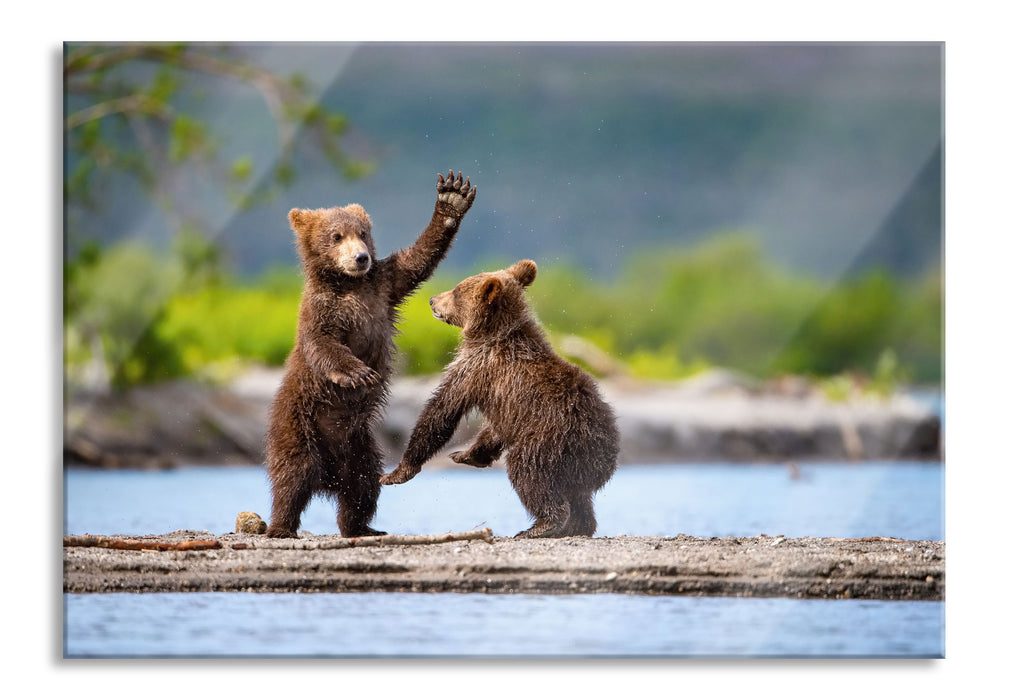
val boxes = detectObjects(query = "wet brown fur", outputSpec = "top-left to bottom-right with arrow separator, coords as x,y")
265,172 -> 475,538
380,260 -> 620,538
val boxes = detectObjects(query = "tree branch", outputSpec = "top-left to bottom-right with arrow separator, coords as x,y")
64,94 -> 173,131
63,535 -> 222,551
65,44 -> 302,146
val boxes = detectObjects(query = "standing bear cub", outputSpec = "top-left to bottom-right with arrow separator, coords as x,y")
380,260 -> 620,538
265,171 -> 476,538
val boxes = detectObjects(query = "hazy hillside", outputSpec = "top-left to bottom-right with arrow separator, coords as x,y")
66,43 -> 943,280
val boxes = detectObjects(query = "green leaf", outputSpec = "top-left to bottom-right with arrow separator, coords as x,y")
147,68 -> 179,103
326,113 -> 348,134
169,115 -> 209,162
274,160 -> 295,186
342,159 -> 375,180
230,156 -> 254,181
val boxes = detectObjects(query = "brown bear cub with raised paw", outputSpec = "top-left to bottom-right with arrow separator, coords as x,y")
265,171 -> 476,538
380,260 -> 619,538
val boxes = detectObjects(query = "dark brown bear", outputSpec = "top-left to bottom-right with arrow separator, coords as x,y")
380,260 -> 619,538
264,171 -> 476,538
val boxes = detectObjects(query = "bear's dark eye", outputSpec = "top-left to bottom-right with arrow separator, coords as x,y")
332,232 -> 343,243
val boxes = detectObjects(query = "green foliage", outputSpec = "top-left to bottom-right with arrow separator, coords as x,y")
772,268 -> 942,383
394,277 -> 465,375
63,43 -> 379,387
818,373 -> 859,402
63,43 -> 371,251
521,236 -> 941,385
230,156 -> 254,181
624,345 -> 709,381
868,347 -> 908,396
774,270 -> 899,375
817,348 -> 911,402
168,115 -> 211,162
64,241 -> 185,388
158,285 -> 299,374
63,234 -> 942,390
173,227 -> 224,287
622,236 -> 822,375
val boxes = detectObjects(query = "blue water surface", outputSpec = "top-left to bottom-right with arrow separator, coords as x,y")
64,591 -> 943,658
63,462 -> 944,658
64,462 -> 944,541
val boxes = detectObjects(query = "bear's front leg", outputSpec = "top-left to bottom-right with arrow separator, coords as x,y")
327,363 -> 381,390
386,171 -> 476,304
381,373 -> 470,486
302,325 -> 382,389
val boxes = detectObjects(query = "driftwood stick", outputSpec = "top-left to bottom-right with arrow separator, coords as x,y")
63,535 -> 222,551
252,527 -> 495,550
63,528 -> 494,552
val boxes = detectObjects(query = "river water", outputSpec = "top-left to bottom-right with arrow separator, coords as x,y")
63,462 -> 944,657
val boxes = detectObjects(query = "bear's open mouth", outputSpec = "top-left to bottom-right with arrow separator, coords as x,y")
431,310 -> 444,321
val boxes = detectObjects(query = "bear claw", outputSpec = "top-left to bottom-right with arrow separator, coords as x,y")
329,366 -> 381,389
436,170 -> 476,214
264,526 -> 299,539
379,465 -> 419,485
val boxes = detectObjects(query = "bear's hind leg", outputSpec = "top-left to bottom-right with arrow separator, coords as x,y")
565,492 -> 597,537
334,474 -> 387,537
333,432 -> 387,538
336,484 -> 387,538
450,424 -> 505,468
508,454 -> 572,538
265,453 -> 317,538
514,500 -> 571,539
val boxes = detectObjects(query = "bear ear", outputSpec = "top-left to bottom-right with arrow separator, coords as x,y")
480,277 -> 503,305
507,259 -> 537,287
343,203 -> 372,227
288,208 -> 316,233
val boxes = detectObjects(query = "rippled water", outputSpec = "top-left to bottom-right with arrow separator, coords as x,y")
64,592 -> 943,658
64,462 -> 944,541
63,462 -> 944,657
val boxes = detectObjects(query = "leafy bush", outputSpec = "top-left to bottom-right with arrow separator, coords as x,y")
64,242 -> 185,388
158,285 -> 299,374
394,279 -> 465,375
63,234 -> 942,389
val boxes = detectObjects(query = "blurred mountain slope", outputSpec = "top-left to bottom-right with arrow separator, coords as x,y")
67,43 -> 942,280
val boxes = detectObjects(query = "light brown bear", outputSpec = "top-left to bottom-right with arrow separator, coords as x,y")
264,171 -> 476,538
380,260 -> 620,538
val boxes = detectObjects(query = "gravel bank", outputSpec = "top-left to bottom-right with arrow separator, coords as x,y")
63,530 -> 944,601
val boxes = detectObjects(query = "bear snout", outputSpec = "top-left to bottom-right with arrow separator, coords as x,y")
430,293 -> 455,323
355,252 -> 371,269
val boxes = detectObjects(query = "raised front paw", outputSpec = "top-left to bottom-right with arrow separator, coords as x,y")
379,463 -> 420,486
436,169 -> 476,217
328,364 -> 382,390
